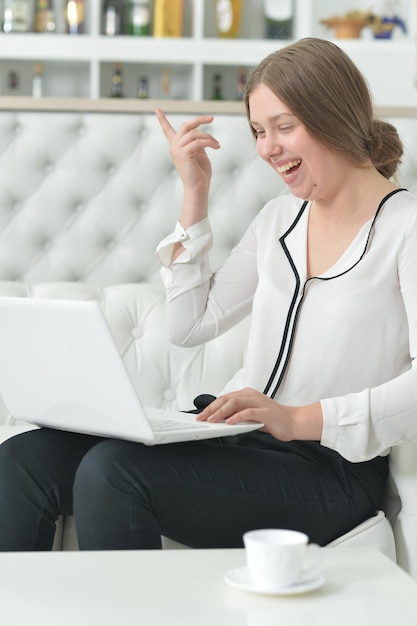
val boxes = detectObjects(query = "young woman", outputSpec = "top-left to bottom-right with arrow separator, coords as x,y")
0,38 -> 415,551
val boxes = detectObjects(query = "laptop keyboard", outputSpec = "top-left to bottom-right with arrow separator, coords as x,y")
148,416 -> 209,432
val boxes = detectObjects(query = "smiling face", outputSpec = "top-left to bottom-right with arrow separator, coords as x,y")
248,83 -> 349,202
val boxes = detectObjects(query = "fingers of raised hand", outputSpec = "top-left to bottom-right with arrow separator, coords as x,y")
174,131 -> 220,157
155,108 -> 175,139
155,109 -> 219,149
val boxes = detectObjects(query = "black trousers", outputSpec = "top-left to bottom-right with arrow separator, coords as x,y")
0,427 -> 388,551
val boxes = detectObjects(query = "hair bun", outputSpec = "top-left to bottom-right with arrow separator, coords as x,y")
369,119 -> 403,179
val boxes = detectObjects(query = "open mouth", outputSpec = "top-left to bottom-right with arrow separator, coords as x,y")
276,160 -> 302,177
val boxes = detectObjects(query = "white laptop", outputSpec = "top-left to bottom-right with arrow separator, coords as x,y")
0,297 -> 262,445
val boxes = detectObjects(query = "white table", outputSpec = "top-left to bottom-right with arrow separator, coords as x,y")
0,547 -> 416,625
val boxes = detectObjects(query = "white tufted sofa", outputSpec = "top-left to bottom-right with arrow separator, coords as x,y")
0,98 -> 417,577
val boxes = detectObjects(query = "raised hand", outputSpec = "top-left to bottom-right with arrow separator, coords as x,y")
155,108 -> 220,197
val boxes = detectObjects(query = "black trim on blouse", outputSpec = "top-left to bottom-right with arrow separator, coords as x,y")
263,188 -> 407,399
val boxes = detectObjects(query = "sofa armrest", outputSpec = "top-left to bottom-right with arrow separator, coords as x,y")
0,424 -> 38,443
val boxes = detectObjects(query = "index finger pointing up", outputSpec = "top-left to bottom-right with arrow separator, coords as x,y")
155,108 -> 175,141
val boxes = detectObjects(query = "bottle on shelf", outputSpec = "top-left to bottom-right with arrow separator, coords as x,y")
103,0 -> 124,36
32,63 -> 44,97
215,0 -> 243,38
65,0 -> 85,35
160,68 -> 171,98
128,0 -> 151,36
212,73 -> 223,100
35,0 -> 55,33
263,0 -> 294,40
2,1 -> 12,33
153,0 -> 184,37
137,76 -> 149,99
3,0 -> 34,33
235,67 -> 246,100
7,70 -> 19,91
110,63 -> 124,97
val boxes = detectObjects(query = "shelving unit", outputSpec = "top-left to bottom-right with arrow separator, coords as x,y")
0,0 -> 415,104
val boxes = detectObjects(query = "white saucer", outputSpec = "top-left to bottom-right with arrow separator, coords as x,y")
224,566 -> 325,596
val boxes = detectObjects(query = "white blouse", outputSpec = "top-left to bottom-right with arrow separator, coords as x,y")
156,189 -> 417,462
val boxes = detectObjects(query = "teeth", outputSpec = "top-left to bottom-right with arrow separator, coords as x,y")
276,160 -> 301,174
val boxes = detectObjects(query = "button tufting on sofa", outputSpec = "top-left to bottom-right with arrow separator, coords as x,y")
131,326 -> 143,339
164,389 -> 177,402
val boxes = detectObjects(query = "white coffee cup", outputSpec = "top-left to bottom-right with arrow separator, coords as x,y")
243,528 -> 321,591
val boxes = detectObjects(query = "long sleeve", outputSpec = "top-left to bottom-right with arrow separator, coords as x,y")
156,216 -> 259,346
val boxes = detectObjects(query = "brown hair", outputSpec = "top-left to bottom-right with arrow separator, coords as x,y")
244,38 -> 402,179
